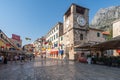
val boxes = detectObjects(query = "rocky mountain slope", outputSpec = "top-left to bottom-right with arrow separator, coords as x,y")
91,6 -> 120,31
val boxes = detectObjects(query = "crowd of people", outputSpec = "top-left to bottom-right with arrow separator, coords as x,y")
0,53 -> 35,64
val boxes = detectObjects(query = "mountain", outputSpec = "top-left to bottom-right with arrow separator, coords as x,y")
91,6 -> 120,31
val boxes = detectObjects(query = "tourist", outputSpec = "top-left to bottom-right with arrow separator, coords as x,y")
19,54 -> 23,62
3,56 -> 7,64
14,55 -> 18,63
0,55 -> 2,63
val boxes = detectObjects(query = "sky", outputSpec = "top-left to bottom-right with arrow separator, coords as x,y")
0,0 -> 120,46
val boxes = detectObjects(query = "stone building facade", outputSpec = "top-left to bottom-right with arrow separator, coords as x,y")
63,3 -> 105,60
46,22 -> 63,58
23,44 -> 34,54
33,38 -> 42,55
113,19 -> 120,38
40,3 -> 105,60
0,29 -> 20,51
112,19 -> 120,56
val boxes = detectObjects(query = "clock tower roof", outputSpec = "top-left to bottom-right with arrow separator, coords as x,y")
71,3 -> 89,10
64,3 -> 89,16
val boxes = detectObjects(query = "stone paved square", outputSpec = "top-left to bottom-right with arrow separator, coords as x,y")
0,57 -> 120,80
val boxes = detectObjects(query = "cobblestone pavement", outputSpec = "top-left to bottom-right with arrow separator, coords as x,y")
0,57 -> 120,80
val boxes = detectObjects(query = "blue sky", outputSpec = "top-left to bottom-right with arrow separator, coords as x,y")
0,0 -> 120,46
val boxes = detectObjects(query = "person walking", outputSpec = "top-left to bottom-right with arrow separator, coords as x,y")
19,54 -> 23,63
10,55 -> 13,64
0,55 -> 2,63
30,55 -> 32,61
33,54 -> 35,61
4,56 -> 7,64
14,55 -> 18,63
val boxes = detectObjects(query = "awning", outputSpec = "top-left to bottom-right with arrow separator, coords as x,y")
50,50 -> 58,55
75,35 -> 120,51
74,43 -> 92,48
74,43 -> 94,51
1,46 -> 4,48
92,36 -> 120,50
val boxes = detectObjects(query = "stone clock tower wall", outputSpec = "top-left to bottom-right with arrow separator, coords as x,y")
63,3 -> 89,60
72,4 -> 89,46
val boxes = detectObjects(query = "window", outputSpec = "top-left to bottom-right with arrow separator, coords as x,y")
56,41 -> 58,47
61,36 -> 63,41
54,35 -> 55,40
56,26 -> 58,30
97,32 -> 100,37
0,34 -> 3,38
52,30 -> 53,33
52,36 -> 54,40
54,42 -> 57,47
56,33 -> 58,38
61,45 -> 63,49
51,37 -> 53,41
76,6 -> 85,14
80,34 -> 83,40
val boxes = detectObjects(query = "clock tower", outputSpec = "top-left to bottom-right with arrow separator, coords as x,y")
63,3 -> 89,60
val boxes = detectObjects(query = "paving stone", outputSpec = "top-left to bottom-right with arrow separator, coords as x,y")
0,57 -> 120,80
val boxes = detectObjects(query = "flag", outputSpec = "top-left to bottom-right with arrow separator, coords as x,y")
25,37 -> 31,40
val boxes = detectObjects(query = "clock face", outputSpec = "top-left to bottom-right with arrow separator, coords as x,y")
66,19 -> 69,27
77,16 -> 86,26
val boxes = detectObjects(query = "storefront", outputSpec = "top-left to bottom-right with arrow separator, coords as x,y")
50,50 -> 58,58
